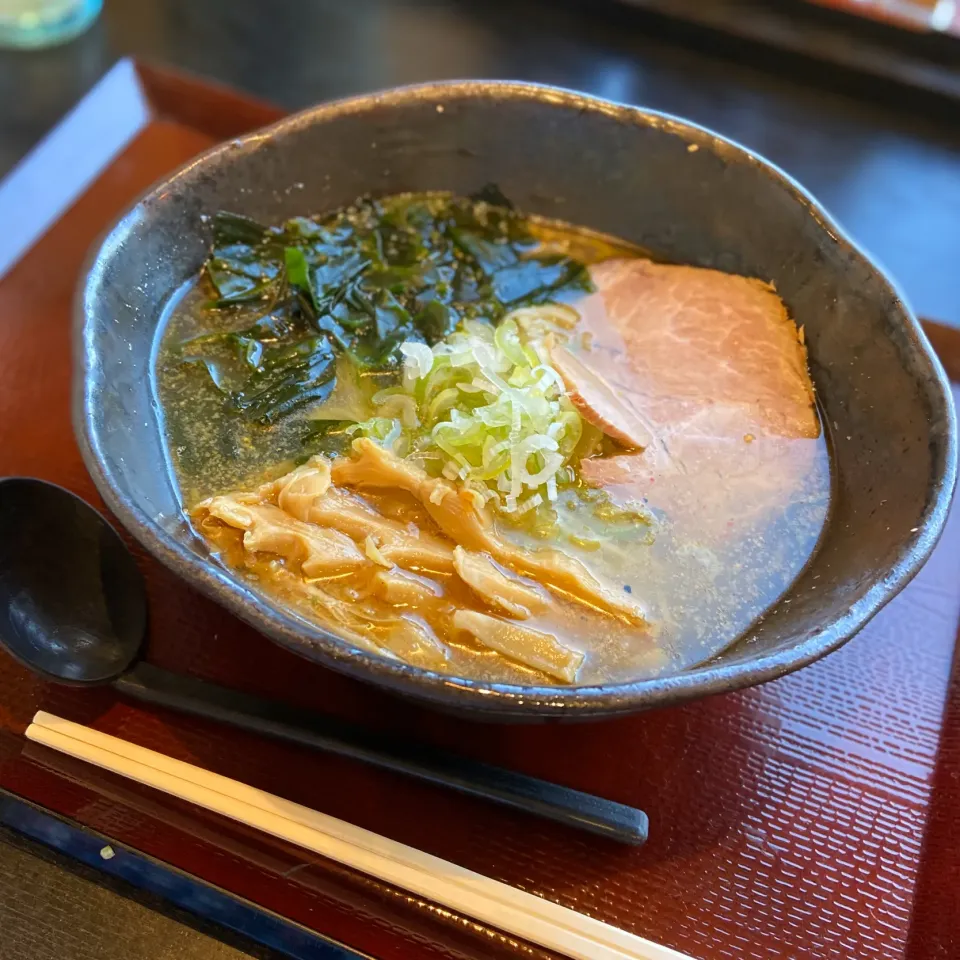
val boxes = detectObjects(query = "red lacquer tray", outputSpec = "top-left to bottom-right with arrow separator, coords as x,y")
2,58 -> 959,960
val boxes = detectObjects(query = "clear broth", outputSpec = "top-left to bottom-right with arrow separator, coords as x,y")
154,215 -> 831,685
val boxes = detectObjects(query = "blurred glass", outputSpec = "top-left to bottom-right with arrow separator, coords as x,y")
806,0 -> 957,33
0,0 -> 101,48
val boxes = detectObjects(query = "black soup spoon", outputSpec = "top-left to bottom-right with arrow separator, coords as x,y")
0,477 -> 648,845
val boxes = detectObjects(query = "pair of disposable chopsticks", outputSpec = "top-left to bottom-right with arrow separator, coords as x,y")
26,712 -> 697,960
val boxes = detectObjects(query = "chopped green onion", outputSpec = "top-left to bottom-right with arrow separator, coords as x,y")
361,311 -> 588,511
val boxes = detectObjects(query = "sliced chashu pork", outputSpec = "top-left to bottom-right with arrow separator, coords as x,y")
563,258 -> 821,530
550,344 -> 654,451
571,258 -> 817,441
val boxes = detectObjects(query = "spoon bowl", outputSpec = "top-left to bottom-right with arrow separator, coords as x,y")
0,478 -> 145,685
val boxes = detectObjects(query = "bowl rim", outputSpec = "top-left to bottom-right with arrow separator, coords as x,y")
75,79 -> 958,716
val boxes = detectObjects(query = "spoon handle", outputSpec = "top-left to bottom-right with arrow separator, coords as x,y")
114,664 -> 648,846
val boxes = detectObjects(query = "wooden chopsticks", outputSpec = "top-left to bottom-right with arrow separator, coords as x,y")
25,712 -> 696,960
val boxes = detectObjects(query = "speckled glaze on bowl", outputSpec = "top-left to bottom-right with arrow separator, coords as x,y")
75,81 -> 956,720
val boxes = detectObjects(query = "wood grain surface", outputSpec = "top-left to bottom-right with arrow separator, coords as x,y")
0,57 -> 959,960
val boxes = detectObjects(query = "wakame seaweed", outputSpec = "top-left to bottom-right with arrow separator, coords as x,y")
182,190 -> 594,425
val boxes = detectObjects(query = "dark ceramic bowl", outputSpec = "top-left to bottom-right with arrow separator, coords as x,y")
76,81 -> 956,720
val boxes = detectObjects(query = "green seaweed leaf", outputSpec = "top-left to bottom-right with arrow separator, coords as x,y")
183,189 -> 594,426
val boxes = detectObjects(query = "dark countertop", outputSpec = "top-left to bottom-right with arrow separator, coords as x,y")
2,1 -> 959,957
0,826 -> 278,960
4,0 -> 960,326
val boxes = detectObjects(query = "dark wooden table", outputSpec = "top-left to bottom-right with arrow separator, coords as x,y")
3,1 -> 960,957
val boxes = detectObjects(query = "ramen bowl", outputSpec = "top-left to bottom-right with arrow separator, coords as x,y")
75,81 -> 956,719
